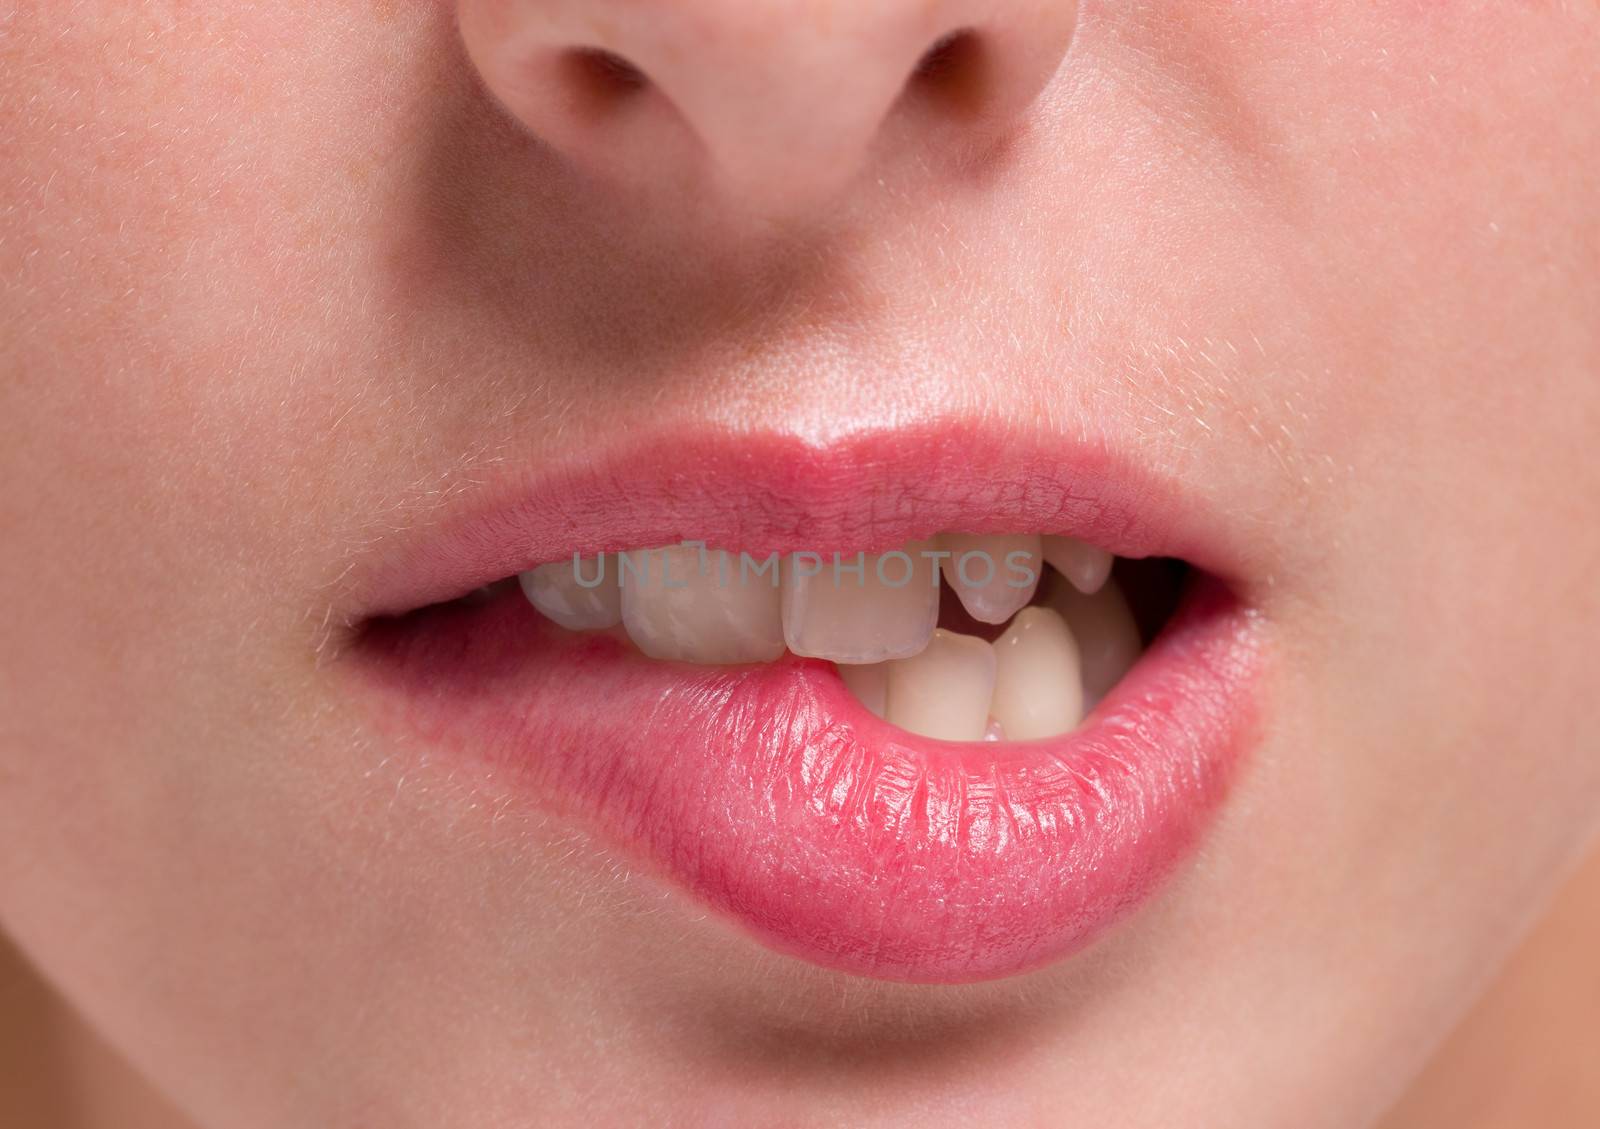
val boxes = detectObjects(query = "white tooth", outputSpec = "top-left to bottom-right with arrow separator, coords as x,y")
935,532 -> 1042,624
1046,578 -> 1142,707
837,662 -> 889,718
1042,535 -> 1114,595
620,546 -> 785,665
884,630 -> 996,742
782,541 -> 939,663
989,607 -> 1085,740
518,555 -> 623,630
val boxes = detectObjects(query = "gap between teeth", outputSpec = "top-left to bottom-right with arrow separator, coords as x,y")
517,533 -> 1140,742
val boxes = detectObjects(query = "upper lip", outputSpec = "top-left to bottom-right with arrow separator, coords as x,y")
341,417 -> 1269,983
343,418 -> 1261,623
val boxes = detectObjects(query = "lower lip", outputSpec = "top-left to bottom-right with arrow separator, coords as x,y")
353,576 -> 1262,984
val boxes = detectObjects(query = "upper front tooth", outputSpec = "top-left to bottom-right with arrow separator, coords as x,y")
620,546 -> 785,665
936,532 -> 1042,624
519,555 -> 623,630
884,629 -> 996,742
1046,577 -> 1142,707
782,541 -> 939,664
989,607 -> 1084,740
1042,536 -> 1114,595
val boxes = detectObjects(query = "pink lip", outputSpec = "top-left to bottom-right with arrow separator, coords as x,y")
344,423 -> 1266,983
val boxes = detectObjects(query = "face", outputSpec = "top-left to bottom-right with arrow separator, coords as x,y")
2,2 -> 1596,1126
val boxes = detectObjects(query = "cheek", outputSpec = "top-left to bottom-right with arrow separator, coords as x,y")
0,9 -> 425,1003
1193,2 -> 1600,684
0,5 -> 460,672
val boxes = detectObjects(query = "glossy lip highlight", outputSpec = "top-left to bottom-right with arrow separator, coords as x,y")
341,423 -> 1267,982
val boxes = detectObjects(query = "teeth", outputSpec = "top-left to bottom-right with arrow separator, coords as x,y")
782,541 -> 939,664
989,607 -> 1084,740
837,662 -> 889,718
884,630 -> 996,742
1046,578 -> 1142,707
619,546 -> 785,665
530,533 -> 1149,738
1042,535 -> 1114,595
518,556 -> 623,630
935,532 -> 1042,624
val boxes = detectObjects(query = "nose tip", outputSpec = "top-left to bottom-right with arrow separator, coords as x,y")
458,0 -> 1078,215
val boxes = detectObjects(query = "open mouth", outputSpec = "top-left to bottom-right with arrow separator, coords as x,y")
511,534 -> 1183,743
344,424 -> 1265,983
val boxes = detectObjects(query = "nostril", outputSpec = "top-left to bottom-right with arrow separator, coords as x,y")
909,29 -> 989,117
559,46 -> 651,118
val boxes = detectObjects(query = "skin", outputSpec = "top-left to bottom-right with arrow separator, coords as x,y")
1,1 -> 1597,1126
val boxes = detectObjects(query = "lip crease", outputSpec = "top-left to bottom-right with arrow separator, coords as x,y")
342,422 -> 1267,983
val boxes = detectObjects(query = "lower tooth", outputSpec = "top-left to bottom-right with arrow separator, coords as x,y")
620,546 -> 785,665
884,629 -> 996,742
989,607 -> 1084,740
1046,578 -> 1142,707
1042,536 -> 1114,596
837,662 -> 889,718
518,556 -> 623,630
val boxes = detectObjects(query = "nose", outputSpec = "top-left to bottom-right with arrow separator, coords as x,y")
457,0 -> 1078,216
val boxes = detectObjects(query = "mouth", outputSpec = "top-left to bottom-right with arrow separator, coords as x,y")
343,422 -> 1266,983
